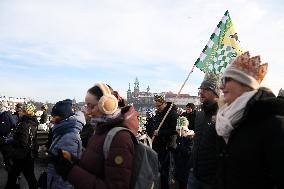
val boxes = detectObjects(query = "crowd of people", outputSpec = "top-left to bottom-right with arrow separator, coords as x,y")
0,51 -> 284,189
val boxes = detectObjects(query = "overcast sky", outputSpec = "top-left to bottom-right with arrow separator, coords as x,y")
0,0 -> 283,103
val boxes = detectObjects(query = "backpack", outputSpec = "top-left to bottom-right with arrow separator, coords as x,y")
103,127 -> 160,189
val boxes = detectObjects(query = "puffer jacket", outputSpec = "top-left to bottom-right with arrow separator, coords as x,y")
216,89 -> 284,189
47,111 -> 85,189
67,106 -> 138,189
190,101 -> 218,185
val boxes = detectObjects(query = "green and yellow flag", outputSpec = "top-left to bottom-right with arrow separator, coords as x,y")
195,10 -> 243,74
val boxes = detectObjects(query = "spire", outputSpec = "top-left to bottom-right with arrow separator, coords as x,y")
147,85 -> 150,93
134,77 -> 139,90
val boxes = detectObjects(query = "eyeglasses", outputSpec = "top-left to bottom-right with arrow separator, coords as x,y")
221,77 -> 233,86
85,103 -> 98,110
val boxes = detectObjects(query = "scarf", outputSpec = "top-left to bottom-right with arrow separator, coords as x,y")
90,109 -> 121,129
216,90 -> 257,143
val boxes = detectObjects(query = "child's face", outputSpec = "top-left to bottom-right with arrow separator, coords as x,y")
51,116 -> 62,124
181,128 -> 189,137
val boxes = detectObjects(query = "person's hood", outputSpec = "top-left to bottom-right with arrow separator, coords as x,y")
69,111 -> 86,126
52,112 -> 85,139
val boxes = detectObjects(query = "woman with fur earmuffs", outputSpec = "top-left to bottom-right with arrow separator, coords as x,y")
50,82 -> 139,189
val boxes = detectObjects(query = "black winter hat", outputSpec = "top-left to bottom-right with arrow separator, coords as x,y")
51,99 -> 74,119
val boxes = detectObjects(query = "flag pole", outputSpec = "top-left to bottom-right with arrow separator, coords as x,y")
152,64 -> 196,141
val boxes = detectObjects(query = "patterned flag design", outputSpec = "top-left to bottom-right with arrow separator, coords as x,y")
195,10 -> 243,74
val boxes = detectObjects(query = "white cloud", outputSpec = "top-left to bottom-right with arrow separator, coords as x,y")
0,0 -> 283,101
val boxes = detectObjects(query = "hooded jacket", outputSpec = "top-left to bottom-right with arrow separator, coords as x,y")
47,111 -> 85,189
67,105 -> 139,189
216,89 -> 284,189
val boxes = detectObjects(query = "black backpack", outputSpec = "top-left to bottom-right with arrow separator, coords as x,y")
103,127 -> 160,189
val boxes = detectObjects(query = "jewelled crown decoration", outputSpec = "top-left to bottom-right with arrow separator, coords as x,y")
231,51 -> 268,83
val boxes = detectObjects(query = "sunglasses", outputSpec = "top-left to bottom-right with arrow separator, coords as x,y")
221,77 -> 233,86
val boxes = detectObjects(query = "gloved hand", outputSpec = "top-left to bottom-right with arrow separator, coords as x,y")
51,149 -> 75,180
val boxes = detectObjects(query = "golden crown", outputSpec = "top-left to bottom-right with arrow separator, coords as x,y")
231,51 -> 268,83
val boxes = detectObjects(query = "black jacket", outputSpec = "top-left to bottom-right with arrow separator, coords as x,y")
216,89 -> 284,189
0,111 -> 16,137
40,111 -> 48,124
191,101 -> 218,185
152,102 -> 178,155
174,136 -> 193,183
145,115 -> 155,138
181,110 -> 196,131
12,115 -> 38,159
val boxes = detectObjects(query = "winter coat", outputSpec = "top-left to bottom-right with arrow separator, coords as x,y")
47,111 -> 85,189
152,102 -> 178,157
80,121 -> 94,148
181,110 -> 196,131
40,110 -> 48,124
67,106 -> 138,189
0,111 -> 16,137
145,115 -> 155,138
10,115 -> 38,159
174,136 -> 193,183
190,101 -> 218,185
216,89 -> 284,189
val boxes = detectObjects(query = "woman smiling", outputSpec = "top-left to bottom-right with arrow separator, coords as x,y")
215,52 -> 284,189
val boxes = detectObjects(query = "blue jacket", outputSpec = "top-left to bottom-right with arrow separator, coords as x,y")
47,111 -> 85,189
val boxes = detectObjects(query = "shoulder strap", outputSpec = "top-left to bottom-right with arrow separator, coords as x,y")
103,127 -> 137,159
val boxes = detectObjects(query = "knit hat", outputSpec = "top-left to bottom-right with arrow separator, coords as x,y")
200,72 -> 220,97
23,103 -> 36,115
51,99 -> 74,119
154,94 -> 165,103
222,51 -> 268,89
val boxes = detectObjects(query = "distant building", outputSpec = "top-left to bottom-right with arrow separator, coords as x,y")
0,95 -> 27,110
163,91 -> 200,107
126,77 -> 200,112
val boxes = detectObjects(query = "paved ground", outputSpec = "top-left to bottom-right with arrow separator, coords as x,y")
0,153 -> 48,189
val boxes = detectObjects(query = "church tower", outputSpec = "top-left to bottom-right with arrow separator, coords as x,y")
127,83 -> 132,100
133,77 -> 140,97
